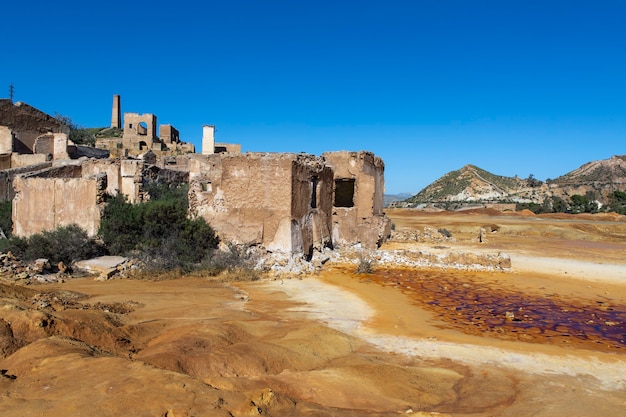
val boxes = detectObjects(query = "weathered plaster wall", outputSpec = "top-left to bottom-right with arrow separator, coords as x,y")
189,151 -> 388,254
290,155 -> 334,254
323,151 -> 390,249
189,153 -> 333,254
0,163 -> 52,202
33,133 -> 69,160
0,126 -> 13,154
189,153 -> 295,250
10,154 -> 50,168
13,172 -> 105,237
0,154 -> 11,171
159,125 -> 179,145
0,99 -> 69,154
82,159 -> 121,196
214,143 -> 241,154
120,160 -> 144,203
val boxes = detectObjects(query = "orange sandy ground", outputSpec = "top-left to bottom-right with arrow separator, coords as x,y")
1,208 -> 625,416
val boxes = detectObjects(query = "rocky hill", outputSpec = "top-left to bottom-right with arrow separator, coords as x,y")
406,164 -> 546,205
404,155 -> 626,211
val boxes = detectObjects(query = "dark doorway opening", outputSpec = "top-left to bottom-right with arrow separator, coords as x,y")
310,176 -> 318,208
334,178 -> 355,207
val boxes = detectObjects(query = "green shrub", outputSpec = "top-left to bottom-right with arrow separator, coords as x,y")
0,224 -> 105,265
0,201 -> 12,238
98,183 -> 219,271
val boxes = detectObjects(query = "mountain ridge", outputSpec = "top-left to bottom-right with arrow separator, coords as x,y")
403,155 -> 626,213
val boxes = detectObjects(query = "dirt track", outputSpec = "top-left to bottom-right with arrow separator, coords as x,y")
1,209 -> 625,416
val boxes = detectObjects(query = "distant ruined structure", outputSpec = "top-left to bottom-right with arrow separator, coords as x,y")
96,96 -> 196,158
111,94 -> 121,129
1,95 -> 391,257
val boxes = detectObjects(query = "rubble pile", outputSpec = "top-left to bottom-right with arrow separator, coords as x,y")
0,252 -> 63,283
0,252 -> 140,284
391,227 -> 456,243
332,247 -> 511,271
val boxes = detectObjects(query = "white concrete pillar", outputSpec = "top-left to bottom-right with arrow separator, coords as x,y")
202,125 -> 215,155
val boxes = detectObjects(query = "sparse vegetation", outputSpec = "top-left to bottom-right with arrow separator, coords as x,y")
0,201 -> 12,238
95,127 -> 123,138
54,114 -> 97,147
0,224 -> 105,265
607,190 -> 626,214
356,255 -> 374,274
193,242 -> 261,281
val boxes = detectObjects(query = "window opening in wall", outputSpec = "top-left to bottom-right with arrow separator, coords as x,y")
310,176 -> 318,208
138,121 -> 148,135
201,181 -> 212,192
334,178 -> 355,207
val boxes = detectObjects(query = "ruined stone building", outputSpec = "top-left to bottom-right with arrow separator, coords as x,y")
188,150 -> 390,255
1,96 -> 390,257
201,125 -> 241,155
0,100 -> 103,204
0,99 -> 69,155
11,156 -> 188,238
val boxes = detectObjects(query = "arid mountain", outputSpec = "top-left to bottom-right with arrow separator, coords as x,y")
406,164 -> 544,205
553,155 -> 626,184
404,155 -> 626,210
384,192 -> 412,207
548,155 -> 626,204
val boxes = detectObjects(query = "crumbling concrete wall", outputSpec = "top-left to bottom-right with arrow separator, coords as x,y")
13,169 -> 105,237
189,153 -> 333,255
120,160 -> 144,203
0,99 -> 69,154
82,159 -> 144,203
10,153 -> 49,168
33,133 -> 69,160
0,154 -> 10,171
159,125 -> 179,145
323,151 -> 391,249
214,143 -> 241,154
0,126 -> 14,154
81,159 -> 122,197
0,163 -> 52,202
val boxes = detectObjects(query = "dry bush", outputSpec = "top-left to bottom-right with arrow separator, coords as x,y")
356,255 -> 374,274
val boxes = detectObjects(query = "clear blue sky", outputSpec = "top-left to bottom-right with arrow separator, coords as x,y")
2,1 -> 625,194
